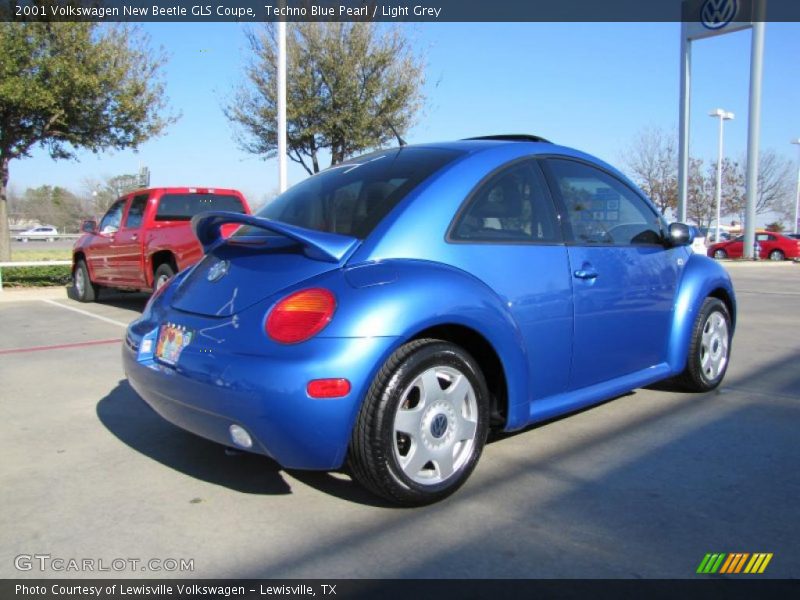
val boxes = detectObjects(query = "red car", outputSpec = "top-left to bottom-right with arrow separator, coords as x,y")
708,231 -> 800,261
72,187 -> 250,302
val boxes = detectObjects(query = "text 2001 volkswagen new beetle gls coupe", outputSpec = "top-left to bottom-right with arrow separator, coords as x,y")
124,135 -> 735,505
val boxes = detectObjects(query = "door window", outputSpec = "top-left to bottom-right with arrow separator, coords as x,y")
545,159 -> 664,246
99,200 -> 125,234
124,195 -> 148,229
450,159 -> 560,243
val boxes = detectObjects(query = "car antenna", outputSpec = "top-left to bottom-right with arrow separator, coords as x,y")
374,99 -> 406,147
385,119 -> 407,147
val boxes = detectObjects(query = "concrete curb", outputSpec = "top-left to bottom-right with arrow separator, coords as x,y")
0,286 -> 70,302
721,260 -> 799,269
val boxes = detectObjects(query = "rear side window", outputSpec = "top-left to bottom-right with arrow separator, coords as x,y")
251,147 -> 463,239
545,159 -> 664,246
155,194 -> 246,221
450,159 -> 560,243
124,195 -> 148,229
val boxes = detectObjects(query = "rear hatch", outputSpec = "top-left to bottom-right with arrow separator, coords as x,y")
170,212 -> 359,317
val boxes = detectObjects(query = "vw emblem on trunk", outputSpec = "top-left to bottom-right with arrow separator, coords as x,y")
430,414 -> 448,439
701,0 -> 738,30
207,259 -> 230,282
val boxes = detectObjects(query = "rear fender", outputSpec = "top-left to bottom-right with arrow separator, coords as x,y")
310,260 -> 532,430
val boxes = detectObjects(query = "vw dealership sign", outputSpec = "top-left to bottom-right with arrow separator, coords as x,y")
701,0 -> 739,29
683,0 -> 754,40
677,0 -> 766,259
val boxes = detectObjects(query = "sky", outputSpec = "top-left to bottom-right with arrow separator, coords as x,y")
8,21 -> 800,218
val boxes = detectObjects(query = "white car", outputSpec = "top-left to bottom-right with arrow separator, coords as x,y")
15,226 -> 58,242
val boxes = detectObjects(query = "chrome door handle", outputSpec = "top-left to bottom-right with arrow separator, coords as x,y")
574,268 -> 598,280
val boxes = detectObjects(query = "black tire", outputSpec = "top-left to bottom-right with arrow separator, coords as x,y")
73,260 -> 98,303
713,249 -> 727,259
348,339 -> 490,506
153,263 -> 175,291
768,249 -> 784,261
675,297 -> 732,392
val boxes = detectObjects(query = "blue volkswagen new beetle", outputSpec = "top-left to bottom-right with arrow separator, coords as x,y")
124,135 -> 735,505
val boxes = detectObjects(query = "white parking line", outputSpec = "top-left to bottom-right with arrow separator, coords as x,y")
41,299 -> 129,329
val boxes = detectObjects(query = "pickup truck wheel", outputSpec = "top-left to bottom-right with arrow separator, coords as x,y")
348,339 -> 490,506
73,260 -> 98,303
154,264 -> 175,291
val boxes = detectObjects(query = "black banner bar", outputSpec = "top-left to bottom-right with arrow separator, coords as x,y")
3,0 -> 800,23
3,579 -> 800,600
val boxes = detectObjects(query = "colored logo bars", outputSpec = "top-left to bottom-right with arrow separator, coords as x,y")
697,552 -> 773,574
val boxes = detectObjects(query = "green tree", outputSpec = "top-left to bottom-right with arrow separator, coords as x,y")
226,22 -> 425,176
19,185 -> 83,232
0,17 -> 176,259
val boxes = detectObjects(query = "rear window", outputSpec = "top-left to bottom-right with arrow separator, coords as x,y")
250,147 -> 463,239
155,194 -> 246,221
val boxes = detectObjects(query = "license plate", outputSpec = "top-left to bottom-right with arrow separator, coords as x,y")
155,322 -> 194,366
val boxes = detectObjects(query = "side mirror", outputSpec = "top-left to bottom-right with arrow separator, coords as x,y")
81,220 -> 97,233
667,222 -> 694,247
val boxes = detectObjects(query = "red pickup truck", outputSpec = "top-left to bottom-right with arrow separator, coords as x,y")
72,187 -> 250,302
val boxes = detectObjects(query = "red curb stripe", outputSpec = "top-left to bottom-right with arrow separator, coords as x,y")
0,338 -> 122,356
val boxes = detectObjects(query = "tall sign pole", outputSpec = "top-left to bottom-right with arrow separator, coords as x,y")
678,0 -> 764,258
677,24 -> 691,223
277,19 -> 288,193
744,19 -> 765,259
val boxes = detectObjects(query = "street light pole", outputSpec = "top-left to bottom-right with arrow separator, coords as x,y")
709,109 -> 735,243
792,138 -> 800,234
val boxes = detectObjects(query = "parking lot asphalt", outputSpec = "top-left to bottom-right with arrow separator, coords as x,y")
1,263 -> 798,579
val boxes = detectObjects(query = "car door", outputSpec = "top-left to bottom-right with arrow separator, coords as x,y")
725,236 -> 744,258
112,193 -> 149,287
756,232 -> 776,259
88,199 -> 126,283
542,157 -> 681,391
446,158 -> 573,403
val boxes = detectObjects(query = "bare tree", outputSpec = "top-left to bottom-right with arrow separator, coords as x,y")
621,126 -> 678,215
687,158 -> 714,231
724,150 -> 795,222
685,157 -> 743,232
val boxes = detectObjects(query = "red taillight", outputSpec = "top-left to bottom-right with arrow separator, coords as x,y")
266,288 -> 336,344
307,378 -> 351,398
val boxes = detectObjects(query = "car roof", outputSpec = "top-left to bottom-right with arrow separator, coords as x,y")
402,138 -> 629,184
120,187 -> 245,196
400,138 -> 606,164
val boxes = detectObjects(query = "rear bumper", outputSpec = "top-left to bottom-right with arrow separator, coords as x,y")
123,325 -> 398,470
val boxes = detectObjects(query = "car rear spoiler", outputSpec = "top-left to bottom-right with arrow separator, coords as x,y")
192,211 -> 360,263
